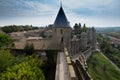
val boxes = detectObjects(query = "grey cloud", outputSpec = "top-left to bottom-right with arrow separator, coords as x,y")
0,0 -> 56,18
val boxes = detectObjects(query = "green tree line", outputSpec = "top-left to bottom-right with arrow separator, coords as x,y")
1,25 -> 39,33
73,23 -> 88,35
0,34 -> 13,48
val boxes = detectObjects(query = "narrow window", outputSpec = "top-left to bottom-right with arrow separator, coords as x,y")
60,29 -> 63,34
61,37 -> 63,43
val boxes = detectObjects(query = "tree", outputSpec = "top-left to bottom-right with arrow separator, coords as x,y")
0,34 -> 13,48
79,23 -> 81,27
0,61 -> 45,80
74,23 -> 82,34
0,47 -> 45,79
105,43 -> 113,54
24,43 -> 35,55
2,25 -> 35,33
40,31 -> 46,38
82,23 -> 88,32
23,25 -> 33,31
0,50 -> 45,80
0,49 -> 14,72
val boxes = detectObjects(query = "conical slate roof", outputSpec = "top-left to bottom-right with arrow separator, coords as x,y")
54,6 -> 70,27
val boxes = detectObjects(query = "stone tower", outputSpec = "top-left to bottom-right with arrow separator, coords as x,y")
52,6 -> 72,51
91,27 -> 96,49
87,27 -> 96,49
80,32 -> 87,49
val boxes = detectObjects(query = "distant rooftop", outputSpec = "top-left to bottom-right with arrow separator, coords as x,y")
54,6 -> 70,27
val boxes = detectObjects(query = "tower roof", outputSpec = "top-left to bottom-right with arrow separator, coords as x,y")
54,6 -> 70,27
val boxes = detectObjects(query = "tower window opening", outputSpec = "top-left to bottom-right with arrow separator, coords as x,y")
61,37 -> 63,43
60,29 -> 63,34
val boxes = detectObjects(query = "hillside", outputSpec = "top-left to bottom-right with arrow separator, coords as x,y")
87,51 -> 120,80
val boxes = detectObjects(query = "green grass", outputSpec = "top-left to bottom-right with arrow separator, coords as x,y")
107,53 -> 120,68
87,51 -> 120,80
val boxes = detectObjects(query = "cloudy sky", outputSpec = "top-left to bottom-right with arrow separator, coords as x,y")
0,0 -> 120,27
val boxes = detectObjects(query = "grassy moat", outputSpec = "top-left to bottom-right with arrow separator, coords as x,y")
87,51 -> 120,80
